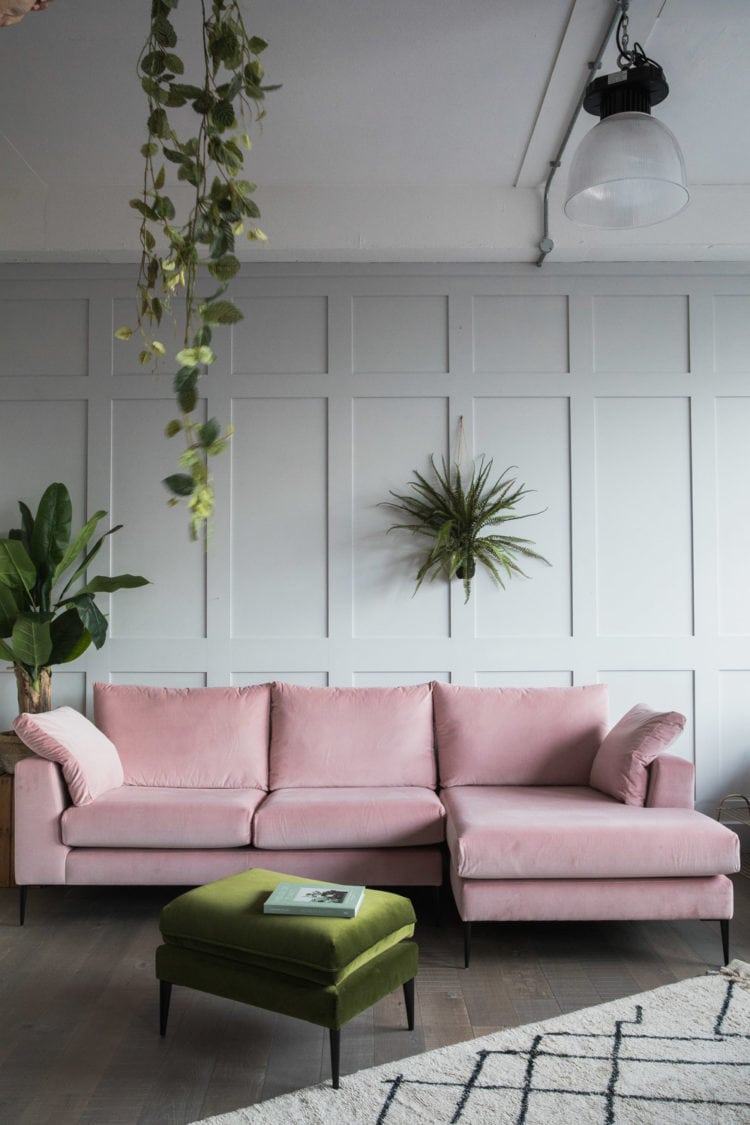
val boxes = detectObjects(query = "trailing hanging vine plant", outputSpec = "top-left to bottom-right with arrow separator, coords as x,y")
116,0 -> 277,539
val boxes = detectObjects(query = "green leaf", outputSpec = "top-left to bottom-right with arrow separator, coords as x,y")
71,594 -> 108,650
11,612 -> 52,669
169,82 -> 204,100
208,225 -> 232,259
0,584 -> 18,636
0,539 -> 36,595
49,607 -> 91,665
56,525 -> 123,602
155,195 -> 176,220
200,299 -> 243,325
248,36 -> 268,53
17,501 -> 34,552
140,50 -> 166,77
140,141 -> 159,157
246,59 -> 264,83
177,382 -> 198,412
176,347 -> 199,367
164,52 -> 184,75
198,418 -> 221,448
50,509 -> 107,589
210,27 -> 240,66
146,107 -> 169,138
114,326 -> 134,341
165,419 -> 182,438
210,99 -> 236,131
76,574 -> 149,595
163,146 -> 188,165
207,254 -> 240,281
0,638 -> 16,663
192,91 -> 214,114
163,88 -> 187,108
152,15 -> 177,49
130,198 -> 158,221
241,197 -> 261,219
177,344 -> 214,367
30,483 -> 72,569
163,473 -> 195,498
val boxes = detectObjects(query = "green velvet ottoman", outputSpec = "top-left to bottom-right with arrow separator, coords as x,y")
156,868 -> 418,1088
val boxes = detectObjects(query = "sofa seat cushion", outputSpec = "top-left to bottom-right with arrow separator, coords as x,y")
269,682 -> 436,789
93,683 -> 270,789
433,682 -> 609,787
61,786 -> 266,848
442,786 -> 740,880
253,787 -> 445,850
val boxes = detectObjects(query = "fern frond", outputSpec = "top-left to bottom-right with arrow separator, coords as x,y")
381,451 -> 550,600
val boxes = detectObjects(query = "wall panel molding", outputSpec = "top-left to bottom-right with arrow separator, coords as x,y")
1,264 -> 749,809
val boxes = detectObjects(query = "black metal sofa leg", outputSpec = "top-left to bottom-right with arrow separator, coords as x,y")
720,919 -> 730,966
18,885 -> 27,926
463,921 -> 472,969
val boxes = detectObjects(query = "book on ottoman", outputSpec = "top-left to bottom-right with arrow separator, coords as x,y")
263,880 -> 365,918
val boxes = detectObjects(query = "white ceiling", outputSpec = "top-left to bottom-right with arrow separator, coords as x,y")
1,0 -> 749,263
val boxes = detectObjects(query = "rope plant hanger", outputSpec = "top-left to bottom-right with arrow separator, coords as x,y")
381,417 -> 549,603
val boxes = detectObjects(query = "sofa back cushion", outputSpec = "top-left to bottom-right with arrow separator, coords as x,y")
93,683 -> 270,789
269,682 -> 436,789
14,706 -> 123,805
589,703 -> 686,805
434,682 -> 609,786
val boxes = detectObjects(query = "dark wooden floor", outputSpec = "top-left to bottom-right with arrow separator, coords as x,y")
1,870 -> 748,1125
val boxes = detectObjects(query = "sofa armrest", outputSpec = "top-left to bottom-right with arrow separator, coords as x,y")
645,753 -> 694,809
14,756 -> 71,885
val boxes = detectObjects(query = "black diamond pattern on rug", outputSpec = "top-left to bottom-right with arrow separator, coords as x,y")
375,979 -> 750,1124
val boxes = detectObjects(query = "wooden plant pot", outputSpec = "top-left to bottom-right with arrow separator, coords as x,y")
0,730 -> 32,775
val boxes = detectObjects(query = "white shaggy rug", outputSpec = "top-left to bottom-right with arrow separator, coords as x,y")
193,960 -> 750,1124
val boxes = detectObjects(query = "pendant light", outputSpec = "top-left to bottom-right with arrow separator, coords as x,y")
564,0 -> 689,229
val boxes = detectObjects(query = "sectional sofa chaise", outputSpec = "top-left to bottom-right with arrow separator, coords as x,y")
12,681 -> 740,962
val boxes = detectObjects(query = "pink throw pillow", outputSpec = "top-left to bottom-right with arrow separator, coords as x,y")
589,704 -> 686,806
13,706 -> 124,805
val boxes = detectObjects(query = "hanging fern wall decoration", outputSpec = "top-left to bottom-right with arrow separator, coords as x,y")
381,423 -> 550,602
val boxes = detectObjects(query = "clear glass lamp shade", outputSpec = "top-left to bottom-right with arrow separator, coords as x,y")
564,111 -> 689,228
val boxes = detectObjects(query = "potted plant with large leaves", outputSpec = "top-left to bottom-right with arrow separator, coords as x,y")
382,454 -> 549,603
0,483 -> 148,767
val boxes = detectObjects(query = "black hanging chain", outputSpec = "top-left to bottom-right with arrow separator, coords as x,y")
616,3 -> 661,74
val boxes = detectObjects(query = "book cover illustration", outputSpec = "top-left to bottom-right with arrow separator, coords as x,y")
263,881 -> 365,918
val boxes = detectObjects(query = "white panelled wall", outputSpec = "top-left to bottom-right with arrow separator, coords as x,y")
1,262 -> 750,815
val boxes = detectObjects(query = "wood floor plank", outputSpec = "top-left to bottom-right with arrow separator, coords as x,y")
202,1001 -> 276,1118
0,869 -> 747,1123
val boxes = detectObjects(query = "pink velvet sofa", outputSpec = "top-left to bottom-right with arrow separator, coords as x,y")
12,680 -> 740,964
432,682 -> 740,966
13,681 -> 445,923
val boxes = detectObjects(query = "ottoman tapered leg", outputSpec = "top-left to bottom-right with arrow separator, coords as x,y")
160,980 -> 172,1037
329,1028 -> 341,1089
